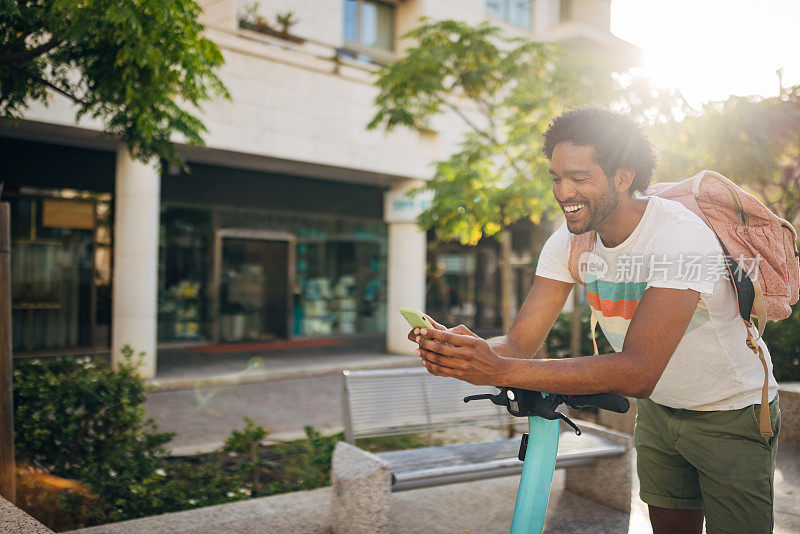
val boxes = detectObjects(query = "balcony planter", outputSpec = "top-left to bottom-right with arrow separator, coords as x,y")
239,20 -> 306,44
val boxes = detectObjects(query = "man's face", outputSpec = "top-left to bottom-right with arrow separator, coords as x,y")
549,142 -> 620,235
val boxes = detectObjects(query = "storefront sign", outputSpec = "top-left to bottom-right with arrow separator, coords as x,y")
384,186 -> 433,224
42,199 -> 95,230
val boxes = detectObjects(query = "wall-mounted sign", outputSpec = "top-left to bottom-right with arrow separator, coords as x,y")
384,186 -> 433,224
42,199 -> 96,230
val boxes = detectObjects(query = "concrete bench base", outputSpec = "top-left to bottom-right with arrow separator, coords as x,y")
331,442 -> 392,534
0,496 -> 54,534
564,422 -> 632,513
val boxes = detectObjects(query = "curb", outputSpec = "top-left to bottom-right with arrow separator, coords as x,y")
147,355 -> 420,392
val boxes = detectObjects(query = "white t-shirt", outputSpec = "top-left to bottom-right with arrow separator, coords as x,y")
535,195 -> 778,410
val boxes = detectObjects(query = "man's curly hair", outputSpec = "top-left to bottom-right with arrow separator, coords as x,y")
543,106 -> 659,194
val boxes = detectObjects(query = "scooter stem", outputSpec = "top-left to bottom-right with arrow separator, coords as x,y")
509,415 -> 561,534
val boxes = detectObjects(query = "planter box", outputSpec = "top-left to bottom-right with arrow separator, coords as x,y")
239,21 -> 305,44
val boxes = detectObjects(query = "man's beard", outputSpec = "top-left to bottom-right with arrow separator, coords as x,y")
566,183 -> 620,235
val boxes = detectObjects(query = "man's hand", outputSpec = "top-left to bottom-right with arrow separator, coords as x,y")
414,326 -> 508,386
406,315 -> 479,343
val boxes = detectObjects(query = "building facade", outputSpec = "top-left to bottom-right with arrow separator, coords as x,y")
1,0 -> 640,377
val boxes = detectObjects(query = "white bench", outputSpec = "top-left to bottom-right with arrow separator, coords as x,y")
331,367 -> 633,534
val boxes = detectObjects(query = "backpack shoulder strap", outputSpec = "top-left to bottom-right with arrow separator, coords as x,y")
567,231 -> 596,285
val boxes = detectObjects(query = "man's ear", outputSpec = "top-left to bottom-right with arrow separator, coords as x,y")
615,168 -> 636,194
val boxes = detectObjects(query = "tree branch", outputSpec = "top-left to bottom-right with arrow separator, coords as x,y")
440,96 -> 530,183
9,64 -> 88,107
442,99 -> 497,144
0,35 -> 63,64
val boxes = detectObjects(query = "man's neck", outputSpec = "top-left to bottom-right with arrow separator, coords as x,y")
596,196 -> 649,248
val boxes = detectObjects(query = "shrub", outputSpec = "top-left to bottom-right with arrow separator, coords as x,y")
546,306 -> 613,357
13,346 -> 174,524
263,426 -> 341,493
223,416 -> 270,491
764,303 -> 800,381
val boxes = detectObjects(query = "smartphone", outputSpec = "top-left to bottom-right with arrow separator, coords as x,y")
399,307 -> 434,339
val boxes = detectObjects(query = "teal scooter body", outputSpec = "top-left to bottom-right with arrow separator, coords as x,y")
510,415 -> 561,533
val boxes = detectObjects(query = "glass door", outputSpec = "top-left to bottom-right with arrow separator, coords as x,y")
216,233 -> 292,343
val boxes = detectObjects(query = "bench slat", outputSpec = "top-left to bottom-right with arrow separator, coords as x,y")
376,431 -> 626,492
378,430 -> 620,474
352,417 -> 509,440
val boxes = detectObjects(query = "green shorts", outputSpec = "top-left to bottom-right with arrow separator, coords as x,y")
634,394 -> 780,534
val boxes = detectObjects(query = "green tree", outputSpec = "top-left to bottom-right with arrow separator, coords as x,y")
0,0 -> 229,164
652,86 -> 800,225
369,19 -> 609,330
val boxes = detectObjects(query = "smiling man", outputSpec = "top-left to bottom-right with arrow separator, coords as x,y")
411,107 -> 780,534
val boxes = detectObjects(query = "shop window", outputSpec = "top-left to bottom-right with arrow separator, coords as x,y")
9,191 -> 112,352
486,0 -> 532,30
158,208 -> 212,343
342,0 -> 395,63
295,229 -> 386,337
172,205 -> 389,341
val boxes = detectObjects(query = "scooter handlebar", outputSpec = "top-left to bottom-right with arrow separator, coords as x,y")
562,393 -> 630,414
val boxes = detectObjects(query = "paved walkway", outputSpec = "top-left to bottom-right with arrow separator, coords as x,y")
146,373 -> 347,454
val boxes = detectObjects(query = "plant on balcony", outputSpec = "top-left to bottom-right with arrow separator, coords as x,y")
275,11 -> 299,38
240,3 -> 305,44
240,1 -> 272,33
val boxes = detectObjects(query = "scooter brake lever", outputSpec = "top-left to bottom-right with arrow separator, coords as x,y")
557,413 -> 582,436
463,392 -> 507,407
463,393 -> 494,403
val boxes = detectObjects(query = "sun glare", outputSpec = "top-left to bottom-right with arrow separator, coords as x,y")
611,0 -> 800,108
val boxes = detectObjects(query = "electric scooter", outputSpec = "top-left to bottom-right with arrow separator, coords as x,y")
464,387 -> 630,533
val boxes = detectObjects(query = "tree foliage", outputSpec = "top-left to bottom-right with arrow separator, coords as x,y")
0,0 -> 229,164
369,19 -> 607,245
652,86 -> 800,224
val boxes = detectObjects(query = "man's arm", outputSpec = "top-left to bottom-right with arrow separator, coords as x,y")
487,275 -> 574,359
414,286 -> 699,398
